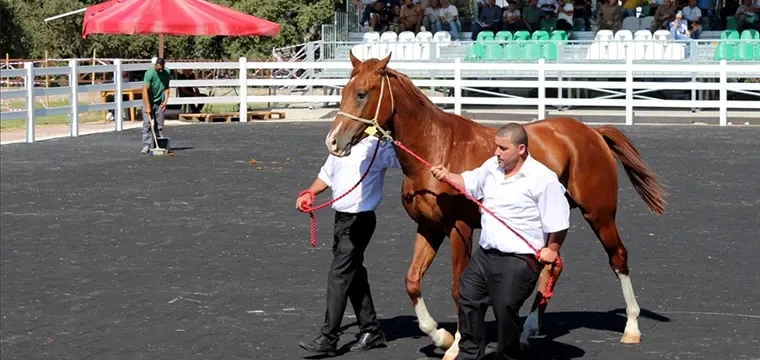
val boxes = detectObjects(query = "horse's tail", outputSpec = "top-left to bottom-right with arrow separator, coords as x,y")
596,125 -> 667,215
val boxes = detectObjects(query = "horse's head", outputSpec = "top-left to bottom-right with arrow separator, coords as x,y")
325,51 -> 395,157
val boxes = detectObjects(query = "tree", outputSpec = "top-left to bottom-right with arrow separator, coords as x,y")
1,0 -> 339,61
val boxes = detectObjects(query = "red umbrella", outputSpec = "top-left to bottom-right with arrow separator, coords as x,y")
82,0 -> 280,57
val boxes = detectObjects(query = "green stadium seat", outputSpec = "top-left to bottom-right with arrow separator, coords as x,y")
738,29 -> 760,60
494,31 -> 512,42
714,30 -> 740,60
466,43 -> 485,60
477,31 -> 495,42
513,30 -> 531,41
503,42 -> 522,61
483,44 -> 504,60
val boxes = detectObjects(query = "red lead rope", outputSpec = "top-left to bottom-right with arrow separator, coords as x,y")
297,141 -> 381,247
298,138 -> 557,305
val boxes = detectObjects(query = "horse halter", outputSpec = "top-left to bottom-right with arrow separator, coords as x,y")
334,74 -> 395,141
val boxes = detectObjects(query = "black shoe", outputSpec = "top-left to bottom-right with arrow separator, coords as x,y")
298,334 -> 337,356
349,331 -> 385,352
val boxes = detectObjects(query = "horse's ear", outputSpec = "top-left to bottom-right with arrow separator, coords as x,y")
375,53 -> 392,71
349,50 -> 361,68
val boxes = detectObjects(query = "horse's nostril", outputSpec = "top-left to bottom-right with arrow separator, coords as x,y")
331,138 -> 337,145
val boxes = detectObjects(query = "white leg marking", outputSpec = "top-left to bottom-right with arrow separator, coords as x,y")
617,271 -> 642,343
442,331 -> 461,360
414,297 -> 438,335
520,309 -> 540,348
414,297 -> 453,349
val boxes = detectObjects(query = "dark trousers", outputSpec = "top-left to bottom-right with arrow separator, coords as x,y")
320,211 -> 380,340
456,248 -> 540,360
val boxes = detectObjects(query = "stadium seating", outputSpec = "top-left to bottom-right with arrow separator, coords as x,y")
345,28 -> 759,63
714,29 -> 760,61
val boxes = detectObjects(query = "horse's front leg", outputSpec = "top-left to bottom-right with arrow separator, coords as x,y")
442,220 -> 474,360
405,225 -> 453,350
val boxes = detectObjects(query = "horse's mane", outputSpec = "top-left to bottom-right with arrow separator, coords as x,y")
385,67 -> 484,130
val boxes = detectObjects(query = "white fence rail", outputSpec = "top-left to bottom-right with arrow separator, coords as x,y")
1,57 -> 759,144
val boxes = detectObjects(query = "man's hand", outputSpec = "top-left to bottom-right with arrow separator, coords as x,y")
160,102 -> 167,112
430,165 -> 450,182
538,247 -> 559,264
295,193 -> 314,211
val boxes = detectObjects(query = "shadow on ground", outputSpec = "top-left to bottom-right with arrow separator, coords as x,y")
316,308 -> 671,359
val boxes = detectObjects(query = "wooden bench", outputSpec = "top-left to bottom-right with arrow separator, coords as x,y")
178,111 -> 285,123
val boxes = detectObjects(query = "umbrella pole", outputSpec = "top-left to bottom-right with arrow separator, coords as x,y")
159,34 -> 164,58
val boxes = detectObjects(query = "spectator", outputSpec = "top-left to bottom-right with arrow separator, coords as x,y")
540,10 -> 557,31
400,0 -> 423,32
670,11 -> 694,56
176,69 -> 207,114
471,0 -> 502,40
369,1 -> 393,32
651,0 -> 677,32
422,0 -> 441,31
622,0 -> 644,18
649,0 -> 665,16
573,0 -> 592,31
697,0 -> 714,22
389,4 -> 402,32
681,0 -> 703,38
359,0 -> 380,27
537,0 -> 558,15
595,0 -> 622,32
503,0 -> 523,31
522,0 -> 545,32
555,0 -> 574,31
736,0 -> 760,32
437,0 -> 461,40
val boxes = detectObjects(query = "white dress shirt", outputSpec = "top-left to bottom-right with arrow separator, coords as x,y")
318,137 -> 401,213
461,154 -> 571,255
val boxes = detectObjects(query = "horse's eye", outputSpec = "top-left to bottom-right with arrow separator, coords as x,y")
357,91 -> 367,100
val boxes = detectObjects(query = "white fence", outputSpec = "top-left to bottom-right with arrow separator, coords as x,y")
1,57 -> 759,143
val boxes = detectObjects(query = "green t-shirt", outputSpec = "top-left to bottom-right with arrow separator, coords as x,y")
143,67 -> 171,105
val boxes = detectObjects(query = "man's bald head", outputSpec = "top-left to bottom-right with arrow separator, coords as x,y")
495,123 -> 528,148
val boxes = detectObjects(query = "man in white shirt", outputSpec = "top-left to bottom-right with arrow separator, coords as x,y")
681,0 -> 703,38
555,0 -> 574,31
296,136 -> 401,356
429,123 -> 570,359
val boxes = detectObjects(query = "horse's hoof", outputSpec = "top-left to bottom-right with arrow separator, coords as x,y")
620,331 -> 641,344
433,328 -> 454,350
441,352 -> 458,360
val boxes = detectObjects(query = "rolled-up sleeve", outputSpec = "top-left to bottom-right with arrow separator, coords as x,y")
537,180 -> 570,233
460,166 -> 486,200
317,156 -> 335,187
382,145 -> 402,169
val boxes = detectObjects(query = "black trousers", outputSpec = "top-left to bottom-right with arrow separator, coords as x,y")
456,247 -> 540,360
320,211 -> 379,340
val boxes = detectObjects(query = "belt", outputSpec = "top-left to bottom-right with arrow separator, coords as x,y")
481,247 -> 540,273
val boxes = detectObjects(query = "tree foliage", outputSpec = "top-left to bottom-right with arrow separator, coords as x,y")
0,0 -> 338,60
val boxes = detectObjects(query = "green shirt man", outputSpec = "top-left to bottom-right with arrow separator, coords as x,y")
140,58 -> 170,153
143,66 -> 170,106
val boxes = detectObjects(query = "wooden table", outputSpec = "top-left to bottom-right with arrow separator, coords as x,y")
100,88 -> 143,122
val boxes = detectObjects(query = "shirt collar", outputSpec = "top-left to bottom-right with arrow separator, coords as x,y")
492,154 -> 536,178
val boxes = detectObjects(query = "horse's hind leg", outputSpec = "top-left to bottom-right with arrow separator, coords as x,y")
586,212 -> 641,344
405,225 -> 454,350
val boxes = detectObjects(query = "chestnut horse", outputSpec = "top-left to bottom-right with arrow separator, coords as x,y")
324,53 -> 666,359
